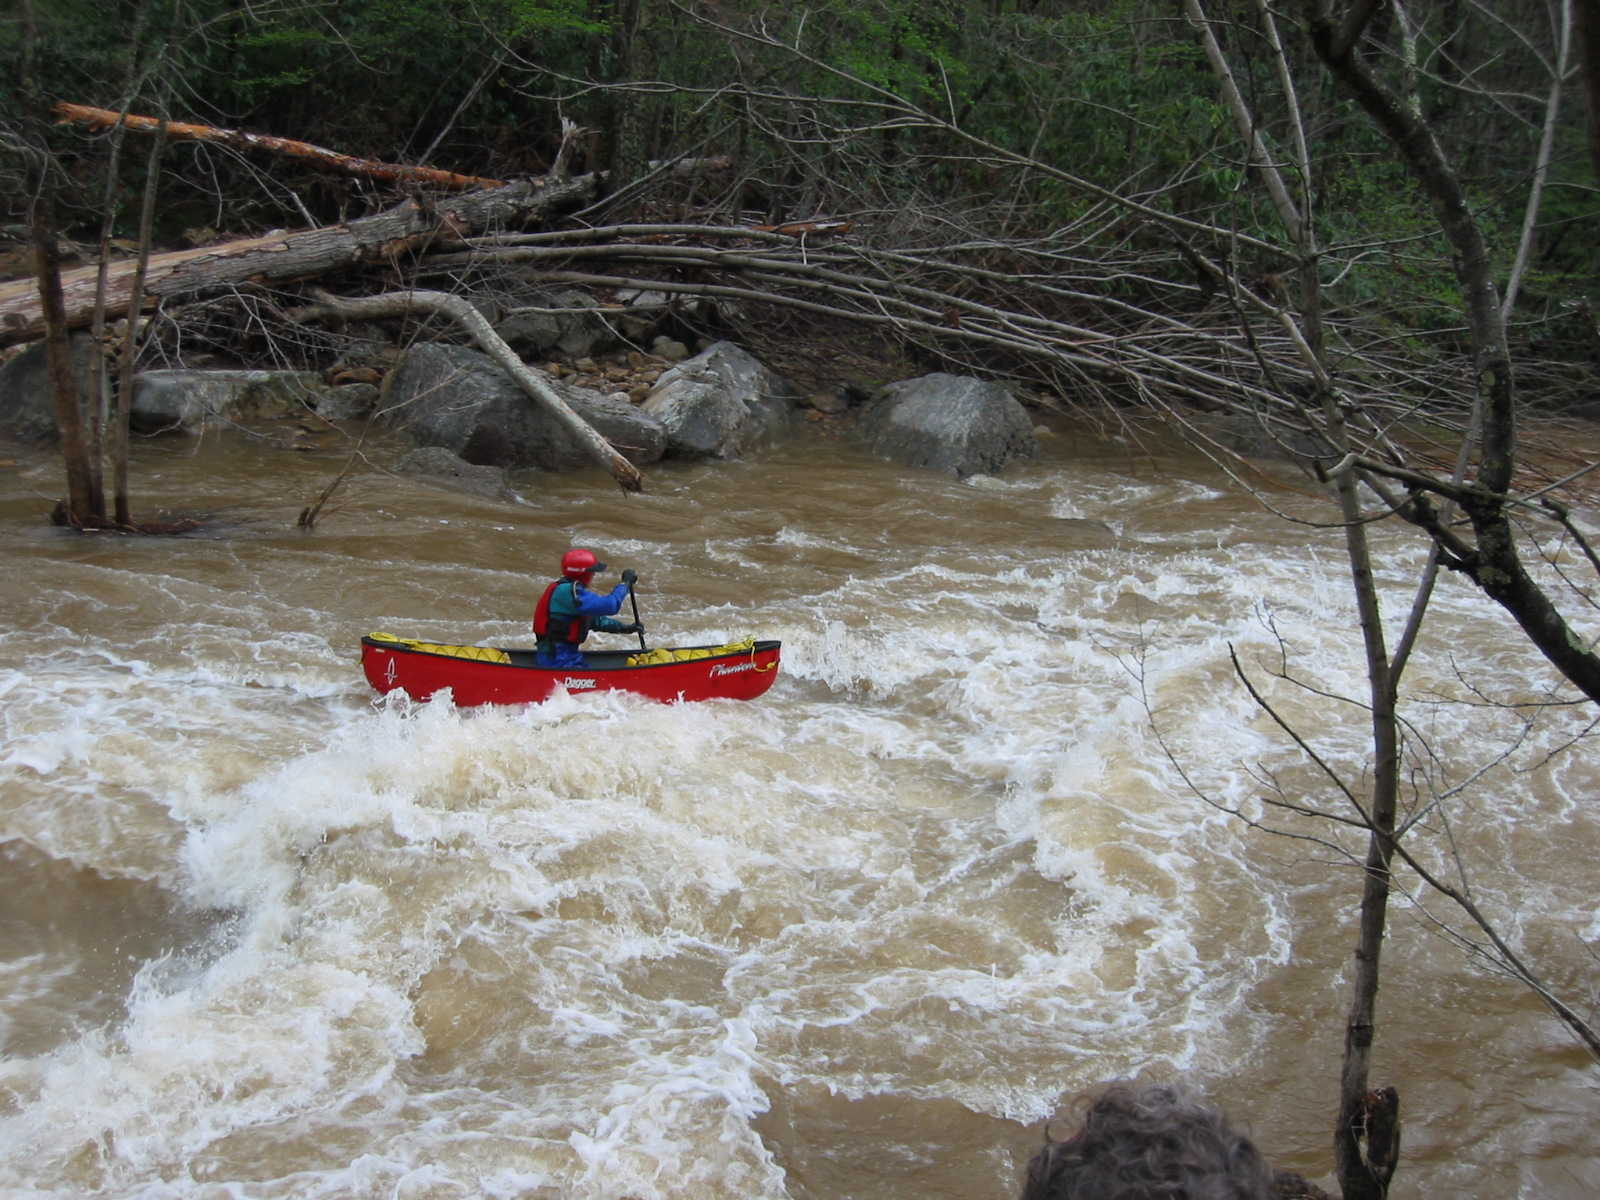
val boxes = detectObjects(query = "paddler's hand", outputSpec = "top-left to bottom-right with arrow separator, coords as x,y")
621,568 -> 638,588
622,622 -> 644,635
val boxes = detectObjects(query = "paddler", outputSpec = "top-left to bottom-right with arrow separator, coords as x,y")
532,548 -> 642,667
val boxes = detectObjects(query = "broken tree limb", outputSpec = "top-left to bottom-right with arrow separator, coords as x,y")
52,102 -> 508,191
289,287 -> 643,493
0,175 -> 598,349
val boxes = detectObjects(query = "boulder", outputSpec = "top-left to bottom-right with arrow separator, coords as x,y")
315,382 -> 379,421
0,334 -> 100,444
859,372 -> 1037,477
651,335 -> 690,362
384,342 -> 666,470
614,288 -> 672,342
802,387 -> 852,415
641,341 -> 797,459
552,383 -> 669,467
130,369 -> 323,434
394,446 -> 513,501
493,285 -> 617,360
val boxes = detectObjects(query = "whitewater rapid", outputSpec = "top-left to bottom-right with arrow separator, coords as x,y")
1,429 -> 1595,1197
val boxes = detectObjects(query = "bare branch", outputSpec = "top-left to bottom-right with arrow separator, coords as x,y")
288,288 -> 642,492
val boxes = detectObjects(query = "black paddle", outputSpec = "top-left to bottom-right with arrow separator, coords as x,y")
624,569 -> 647,651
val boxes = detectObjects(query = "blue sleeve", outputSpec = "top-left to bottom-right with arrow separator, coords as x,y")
573,582 -> 629,618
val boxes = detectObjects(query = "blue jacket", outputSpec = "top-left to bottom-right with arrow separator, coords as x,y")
535,579 -> 631,667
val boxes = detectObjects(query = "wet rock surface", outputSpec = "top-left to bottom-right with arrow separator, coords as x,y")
382,342 -> 667,470
641,341 -> 798,459
2,286 -> 1058,488
859,372 -> 1039,477
394,445 -> 515,500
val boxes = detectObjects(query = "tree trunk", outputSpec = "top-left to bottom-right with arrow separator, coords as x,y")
290,288 -> 643,493
1317,377 -> 1403,1200
599,0 -> 648,205
1306,0 -> 1600,705
52,102 -> 508,191
0,175 -> 598,349
1576,0 -> 1600,180
32,207 -> 102,524
113,114 -> 168,527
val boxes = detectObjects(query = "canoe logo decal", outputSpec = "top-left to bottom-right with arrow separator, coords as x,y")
561,677 -> 598,690
384,658 -> 398,687
710,662 -> 756,677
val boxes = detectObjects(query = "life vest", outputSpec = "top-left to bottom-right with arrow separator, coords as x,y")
532,579 -> 587,644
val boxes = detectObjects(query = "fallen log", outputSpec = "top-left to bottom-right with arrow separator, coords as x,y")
290,288 -> 643,493
53,102 -> 507,191
0,175 -> 597,349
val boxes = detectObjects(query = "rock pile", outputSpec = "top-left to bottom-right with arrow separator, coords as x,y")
0,285 -> 1044,495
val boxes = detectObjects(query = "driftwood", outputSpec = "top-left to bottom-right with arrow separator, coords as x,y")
53,102 -> 508,191
0,175 -> 597,349
290,287 -> 643,493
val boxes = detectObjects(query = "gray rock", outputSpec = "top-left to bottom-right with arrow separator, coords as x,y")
385,342 -> 666,470
394,446 -> 513,500
611,290 -> 676,342
0,334 -> 100,444
651,336 -> 690,362
493,286 -> 617,360
859,373 -> 1038,477
316,382 -> 379,420
641,341 -> 796,459
555,381 -> 669,467
618,288 -> 671,309
131,369 -> 323,434
803,388 -> 851,415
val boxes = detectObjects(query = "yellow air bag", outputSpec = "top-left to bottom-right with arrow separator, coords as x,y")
626,638 -> 756,667
368,632 -> 511,665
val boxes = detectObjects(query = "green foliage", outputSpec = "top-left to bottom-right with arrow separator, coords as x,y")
228,26 -> 323,100
213,0 -> 599,132
0,0 -> 150,112
7,0 -> 1599,331
825,1 -> 970,105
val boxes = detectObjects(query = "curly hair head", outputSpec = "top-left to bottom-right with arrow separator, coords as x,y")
1020,1082 -> 1276,1200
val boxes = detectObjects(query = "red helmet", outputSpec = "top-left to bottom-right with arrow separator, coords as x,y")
560,548 -> 606,579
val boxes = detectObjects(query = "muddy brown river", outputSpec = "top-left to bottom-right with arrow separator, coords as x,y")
1,414 -> 1595,1197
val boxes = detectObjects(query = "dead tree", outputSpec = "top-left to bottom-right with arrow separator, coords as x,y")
51,102 -> 509,192
18,0 -> 102,526
31,207 -> 101,523
109,113 -> 167,527
1181,2 -> 1600,1196
0,175 -> 599,349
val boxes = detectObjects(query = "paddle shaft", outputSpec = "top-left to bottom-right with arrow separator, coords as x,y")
628,583 -> 647,650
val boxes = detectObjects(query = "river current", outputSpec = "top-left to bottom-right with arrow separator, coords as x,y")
0,415 -> 1595,1198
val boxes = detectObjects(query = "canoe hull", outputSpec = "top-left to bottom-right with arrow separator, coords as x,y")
361,636 -> 782,707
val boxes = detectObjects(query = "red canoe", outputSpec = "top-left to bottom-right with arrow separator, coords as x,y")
361,632 -> 782,707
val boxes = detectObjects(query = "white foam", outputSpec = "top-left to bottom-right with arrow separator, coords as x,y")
3,446 -> 1597,1195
